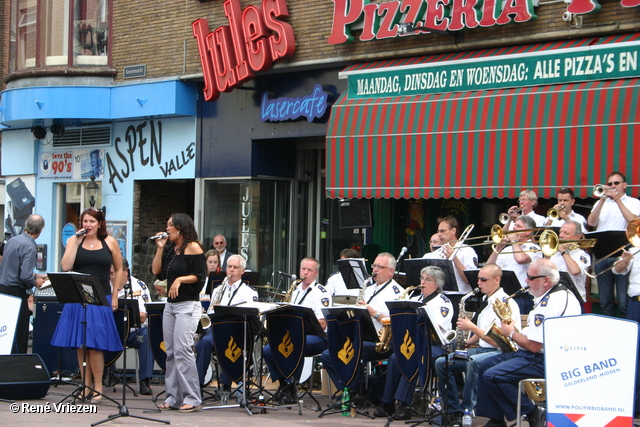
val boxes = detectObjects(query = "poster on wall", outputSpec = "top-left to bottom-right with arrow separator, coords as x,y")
5,176 -> 36,238
39,149 -> 104,180
107,220 -> 127,260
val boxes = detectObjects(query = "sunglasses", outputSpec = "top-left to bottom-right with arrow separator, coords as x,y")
477,277 -> 491,282
526,274 -> 547,281
607,181 -> 622,186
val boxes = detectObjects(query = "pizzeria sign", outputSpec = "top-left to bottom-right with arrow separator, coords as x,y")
344,41 -> 640,98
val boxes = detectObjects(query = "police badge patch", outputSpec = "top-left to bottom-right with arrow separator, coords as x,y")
534,314 -> 545,326
440,306 -> 450,317
321,297 -> 330,307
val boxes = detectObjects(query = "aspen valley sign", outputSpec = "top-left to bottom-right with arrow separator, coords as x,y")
192,0 -> 295,101
328,0 -> 536,44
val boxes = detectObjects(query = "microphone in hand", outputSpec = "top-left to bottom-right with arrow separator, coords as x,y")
76,229 -> 88,238
149,232 -> 168,241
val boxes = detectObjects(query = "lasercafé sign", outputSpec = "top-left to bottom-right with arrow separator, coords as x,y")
192,0 -> 295,102
260,84 -> 331,122
344,41 -> 640,98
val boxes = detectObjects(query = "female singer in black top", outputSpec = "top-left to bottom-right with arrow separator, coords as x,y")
151,213 -> 206,412
51,208 -> 123,403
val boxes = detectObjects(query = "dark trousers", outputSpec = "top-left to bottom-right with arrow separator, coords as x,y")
0,285 -> 30,354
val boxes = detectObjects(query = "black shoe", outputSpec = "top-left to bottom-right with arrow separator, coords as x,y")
393,405 -> 412,421
483,418 -> 507,427
373,403 -> 396,418
278,382 -> 298,404
527,407 -> 543,427
139,379 -> 152,396
449,412 -> 463,426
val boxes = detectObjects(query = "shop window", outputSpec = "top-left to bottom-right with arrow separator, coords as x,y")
11,0 -> 110,71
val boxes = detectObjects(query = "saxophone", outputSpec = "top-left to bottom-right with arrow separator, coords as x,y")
358,273 -> 377,303
452,288 -> 480,360
283,279 -> 302,303
400,285 -> 422,300
484,287 -> 528,353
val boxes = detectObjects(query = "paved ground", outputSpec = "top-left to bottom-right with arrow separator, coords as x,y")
0,377 -> 492,427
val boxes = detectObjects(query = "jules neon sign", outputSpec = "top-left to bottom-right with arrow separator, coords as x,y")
192,0 -> 295,101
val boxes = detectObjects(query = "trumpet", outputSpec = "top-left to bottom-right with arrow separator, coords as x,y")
499,209 -> 523,225
547,206 -> 565,220
593,184 -> 607,198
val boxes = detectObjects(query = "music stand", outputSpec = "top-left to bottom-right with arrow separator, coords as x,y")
464,269 -> 522,296
586,230 -> 628,259
337,258 -> 370,291
205,305 -> 261,415
405,258 -> 458,292
48,273 -> 119,407
264,304 -> 326,411
144,302 -> 167,407
318,306 -> 378,419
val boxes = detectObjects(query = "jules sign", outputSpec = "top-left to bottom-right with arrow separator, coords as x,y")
192,0 -> 296,102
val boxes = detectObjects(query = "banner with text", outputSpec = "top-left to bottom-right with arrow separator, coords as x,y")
345,41 -> 640,99
545,314 -> 637,427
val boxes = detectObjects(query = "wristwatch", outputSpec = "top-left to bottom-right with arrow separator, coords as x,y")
374,312 -> 381,319
561,250 -> 569,257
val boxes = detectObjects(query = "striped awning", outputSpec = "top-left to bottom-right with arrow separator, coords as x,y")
326,36 -> 640,200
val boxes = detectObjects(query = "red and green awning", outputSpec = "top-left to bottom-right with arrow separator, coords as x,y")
326,35 -> 640,200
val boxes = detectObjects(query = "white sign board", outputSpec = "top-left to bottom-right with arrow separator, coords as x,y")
545,314 -> 637,427
0,294 -> 22,354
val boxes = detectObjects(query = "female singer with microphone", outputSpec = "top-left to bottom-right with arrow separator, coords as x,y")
152,213 -> 206,413
50,208 -> 123,404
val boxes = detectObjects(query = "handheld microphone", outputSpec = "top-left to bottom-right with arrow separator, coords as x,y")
149,232 -> 168,240
76,229 -> 88,238
276,271 -> 297,280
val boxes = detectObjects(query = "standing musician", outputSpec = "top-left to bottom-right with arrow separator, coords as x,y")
587,171 -> 640,318
152,213 -> 206,413
487,215 -> 541,314
476,259 -> 581,427
613,244 -> 640,416
503,190 -> 546,229
434,264 -> 520,423
545,220 -> 590,306
263,257 -> 330,404
374,265 -> 454,420
320,252 -> 403,394
544,187 -> 588,232
423,216 -> 478,318
196,254 -> 257,390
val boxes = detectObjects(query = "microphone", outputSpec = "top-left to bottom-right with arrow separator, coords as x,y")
149,232 -> 168,240
397,246 -> 408,261
276,271 -> 297,280
76,229 -> 87,238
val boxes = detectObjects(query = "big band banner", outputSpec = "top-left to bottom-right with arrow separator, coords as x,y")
326,315 -> 363,387
212,318 -> 255,383
415,315 -> 433,391
0,294 -> 21,355
390,309 -> 420,382
545,314 -> 637,427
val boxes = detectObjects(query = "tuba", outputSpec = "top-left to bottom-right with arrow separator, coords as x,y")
283,279 -> 302,303
452,288 -> 480,360
484,287 -> 528,353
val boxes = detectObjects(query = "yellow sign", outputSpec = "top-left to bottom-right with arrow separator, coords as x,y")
278,330 -> 295,358
338,337 -> 355,365
225,336 -> 242,363
400,330 -> 416,360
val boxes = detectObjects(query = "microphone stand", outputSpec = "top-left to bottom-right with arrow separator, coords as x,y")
91,268 -> 169,426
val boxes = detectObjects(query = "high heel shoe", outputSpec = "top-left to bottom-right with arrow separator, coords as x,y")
90,395 -> 103,405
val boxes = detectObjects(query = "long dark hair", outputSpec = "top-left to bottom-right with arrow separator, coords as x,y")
170,213 -> 198,254
81,208 -> 108,239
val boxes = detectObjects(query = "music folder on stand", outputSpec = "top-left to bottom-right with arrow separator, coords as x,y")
405,258 -> 458,292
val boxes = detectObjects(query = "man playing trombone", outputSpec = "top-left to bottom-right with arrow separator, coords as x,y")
587,171 -> 640,317
487,215 -> 541,314
544,187 -> 587,233
195,254 -> 258,391
434,264 -> 520,424
544,220 -> 590,306
423,216 -> 478,317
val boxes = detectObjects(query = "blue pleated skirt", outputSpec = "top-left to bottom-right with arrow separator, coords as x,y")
50,295 -> 123,352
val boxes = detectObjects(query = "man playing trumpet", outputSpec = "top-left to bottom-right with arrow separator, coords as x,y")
434,264 -> 520,423
195,254 -> 257,391
503,190 -> 546,230
544,187 -> 587,233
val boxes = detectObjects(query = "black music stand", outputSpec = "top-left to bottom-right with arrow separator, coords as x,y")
586,230 -> 627,259
144,302 -> 167,409
48,273 -> 119,407
92,268 -> 169,426
318,306 -> 379,419
405,258 -> 458,292
264,304 -> 326,411
204,305 -> 261,415
337,258 -> 370,291
559,271 -> 584,304
463,269 -> 521,312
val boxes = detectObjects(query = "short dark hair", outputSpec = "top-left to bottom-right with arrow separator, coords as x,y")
437,215 -> 460,238
558,187 -> 575,199
340,248 -> 360,259
607,171 -> 627,182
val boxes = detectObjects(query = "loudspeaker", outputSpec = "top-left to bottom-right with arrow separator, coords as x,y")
339,199 -> 372,229
0,354 -> 50,399
33,302 -> 78,374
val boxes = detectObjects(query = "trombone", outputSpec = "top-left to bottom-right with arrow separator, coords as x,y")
448,224 -> 509,248
586,218 -> 640,279
491,229 -> 596,256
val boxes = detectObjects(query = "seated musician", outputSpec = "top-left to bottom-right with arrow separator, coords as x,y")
476,259 -> 581,427
263,257 -> 331,404
324,248 -> 361,296
434,264 -> 520,424
374,265 -> 453,420
195,254 -> 257,390
544,220 -> 590,307
487,215 -> 541,314
321,252 -> 403,396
